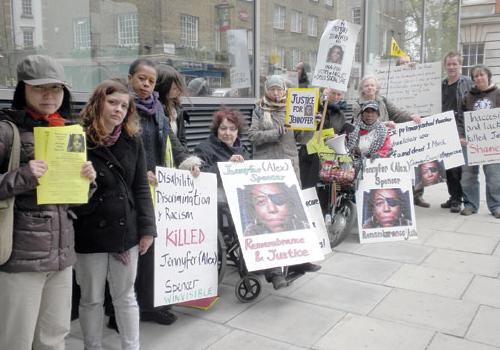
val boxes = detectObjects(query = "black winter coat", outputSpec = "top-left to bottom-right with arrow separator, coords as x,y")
73,132 -> 156,253
194,134 -> 250,182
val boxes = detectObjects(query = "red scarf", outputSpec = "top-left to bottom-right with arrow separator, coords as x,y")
25,108 -> 65,127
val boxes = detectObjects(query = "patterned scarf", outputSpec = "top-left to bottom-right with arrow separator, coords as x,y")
135,91 -> 161,116
258,96 -> 286,128
25,108 -> 65,127
346,119 -> 387,158
103,125 -> 122,146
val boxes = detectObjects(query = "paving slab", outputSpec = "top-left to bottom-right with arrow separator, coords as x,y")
467,306 -> 500,348
456,220 -> 500,238
289,274 -> 391,314
227,295 -> 344,348
313,314 -> 434,350
208,329 -> 307,350
371,289 -> 478,336
463,276 -> 500,308
422,248 -> 500,277
425,231 -> 498,254
355,242 -> 433,264
319,252 -> 402,283
332,233 -> 363,253
384,264 -> 473,298
416,215 -> 465,232
427,333 -> 500,350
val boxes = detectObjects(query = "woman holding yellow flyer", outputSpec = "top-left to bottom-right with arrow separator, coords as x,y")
73,79 -> 156,350
0,55 -> 96,350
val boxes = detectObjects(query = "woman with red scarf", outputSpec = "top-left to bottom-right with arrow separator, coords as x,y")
0,55 -> 96,350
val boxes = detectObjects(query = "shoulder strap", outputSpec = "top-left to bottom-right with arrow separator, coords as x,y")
1,121 -> 21,171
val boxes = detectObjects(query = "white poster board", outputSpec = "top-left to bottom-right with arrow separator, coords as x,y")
218,159 -> 324,271
374,62 -> 442,116
227,29 -> 251,89
356,158 -> 417,244
154,167 -> 218,306
286,88 -> 320,131
302,187 -> 332,256
312,20 -> 361,91
390,111 -> 465,168
464,108 -> 500,165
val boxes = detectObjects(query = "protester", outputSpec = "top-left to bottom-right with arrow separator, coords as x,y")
128,58 -> 201,326
155,65 -> 190,149
363,188 -> 412,228
346,101 -> 391,172
441,52 -> 473,213
295,61 -> 310,88
457,65 -> 500,218
73,79 -> 155,350
0,54 -> 96,350
249,75 -> 305,180
187,77 -> 209,97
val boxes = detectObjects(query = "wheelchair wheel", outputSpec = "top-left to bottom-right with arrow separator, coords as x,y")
235,274 -> 261,303
328,199 -> 356,248
217,230 -> 227,284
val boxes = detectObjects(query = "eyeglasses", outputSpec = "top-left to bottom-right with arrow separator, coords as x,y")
30,84 -> 64,93
374,197 -> 401,208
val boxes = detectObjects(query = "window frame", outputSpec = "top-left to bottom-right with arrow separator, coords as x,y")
180,14 -> 199,49
273,5 -> 286,30
21,0 -> 33,16
307,15 -> 318,37
462,42 -> 485,77
22,28 -> 34,49
290,10 -> 303,34
73,18 -> 91,50
117,13 -> 139,48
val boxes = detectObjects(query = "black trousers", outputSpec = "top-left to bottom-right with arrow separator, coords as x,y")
445,165 -> 462,204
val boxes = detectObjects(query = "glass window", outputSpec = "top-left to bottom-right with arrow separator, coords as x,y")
290,10 -> 302,33
291,48 -> 301,68
462,43 -> 485,76
352,7 -> 361,25
118,13 -> 139,47
22,0 -> 32,16
180,14 -> 199,48
22,29 -> 34,49
308,16 -> 318,37
325,0 -> 333,6
273,5 -> 286,30
73,18 -> 91,50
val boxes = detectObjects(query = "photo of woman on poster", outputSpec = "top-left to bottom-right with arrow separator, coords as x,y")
326,45 -> 344,64
414,160 -> 446,190
362,188 -> 412,229
67,134 -> 85,152
238,182 -> 309,236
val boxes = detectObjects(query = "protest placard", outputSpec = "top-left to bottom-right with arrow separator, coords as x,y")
302,187 -> 331,255
153,167 -> 218,307
356,158 -> 417,244
34,125 -> 89,204
390,111 -> 464,169
464,108 -> 500,165
312,20 -> 361,91
227,29 -> 251,89
218,159 -> 324,271
375,61 -> 442,116
286,88 -> 320,130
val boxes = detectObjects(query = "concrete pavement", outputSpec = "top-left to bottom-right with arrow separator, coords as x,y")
66,182 -> 500,350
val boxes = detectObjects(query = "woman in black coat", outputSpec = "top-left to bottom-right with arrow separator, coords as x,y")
73,80 -> 155,349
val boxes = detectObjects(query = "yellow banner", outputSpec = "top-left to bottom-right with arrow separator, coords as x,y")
390,37 -> 407,58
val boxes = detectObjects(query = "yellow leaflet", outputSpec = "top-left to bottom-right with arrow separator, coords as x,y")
306,128 -> 335,155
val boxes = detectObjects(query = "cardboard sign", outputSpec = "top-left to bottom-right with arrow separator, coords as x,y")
464,108 -> 500,165
302,187 -> 332,256
286,88 -> 320,130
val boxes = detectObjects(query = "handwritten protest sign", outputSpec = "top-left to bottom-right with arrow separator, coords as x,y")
286,88 -> 320,130
464,108 -> 500,165
227,29 -> 251,89
312,20 -> 361,91
356,158 -> 417,244
375,62 -> 442,116
154,167 -> 218,307
34,125 -> 89,204
218,159 -> 324,271
302,188 -> 331,255
390,111 -> 464,168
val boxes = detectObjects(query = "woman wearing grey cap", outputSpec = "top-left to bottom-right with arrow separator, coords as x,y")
0,54 -> 96,350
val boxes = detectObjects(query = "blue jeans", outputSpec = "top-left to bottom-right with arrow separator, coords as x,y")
461,159 -> 500,214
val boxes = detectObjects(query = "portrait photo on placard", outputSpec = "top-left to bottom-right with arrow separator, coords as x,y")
326,44 -> 344,65
362,188 -> 413,229
237,182 -> 309,236
414,159 -> 446,190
